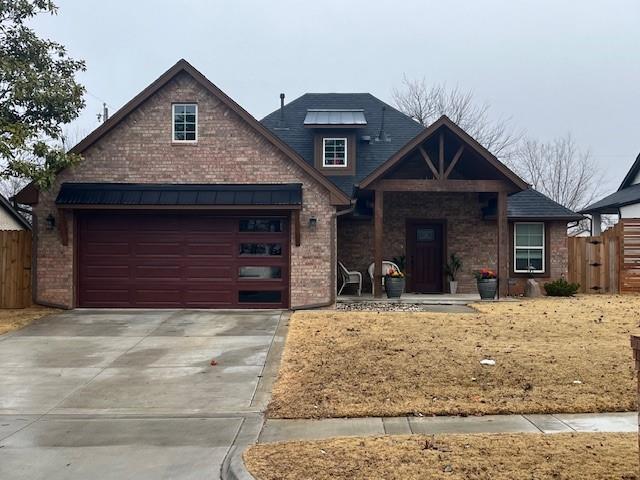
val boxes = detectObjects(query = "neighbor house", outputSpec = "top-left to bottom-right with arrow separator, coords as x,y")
15,60 -> 580,309
581,153 -> 640,234
0,194 -> 30,231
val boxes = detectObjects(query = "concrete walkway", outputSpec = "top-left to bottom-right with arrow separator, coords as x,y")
258,412 -> 637,443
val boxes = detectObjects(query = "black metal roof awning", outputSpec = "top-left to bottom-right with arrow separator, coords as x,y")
55,183 -> 303,209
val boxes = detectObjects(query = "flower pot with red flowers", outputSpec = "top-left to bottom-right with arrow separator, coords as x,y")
473,268 -> 497,300
385,266 -> 405,298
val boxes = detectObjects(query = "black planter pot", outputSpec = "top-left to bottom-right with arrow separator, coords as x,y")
477,278 -> 497,300
385,277 -> 405,298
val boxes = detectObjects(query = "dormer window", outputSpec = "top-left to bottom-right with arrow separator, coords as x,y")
323,138 -> 347,167
172,103 -> 197,142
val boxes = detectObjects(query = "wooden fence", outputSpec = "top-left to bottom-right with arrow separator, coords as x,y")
568,219 -> 640,294
0,230 -> 32,308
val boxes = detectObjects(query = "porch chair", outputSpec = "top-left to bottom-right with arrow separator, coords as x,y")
367,261 -> 400,292
338,261 -> 362,296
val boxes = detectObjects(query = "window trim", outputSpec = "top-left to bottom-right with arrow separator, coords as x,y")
172,103 -> 198,143
513,221 -> 545,274
322,137 -> 348,167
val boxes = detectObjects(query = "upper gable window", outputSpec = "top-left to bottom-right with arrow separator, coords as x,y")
172,104 -> 197,142
322,138 -> 347,167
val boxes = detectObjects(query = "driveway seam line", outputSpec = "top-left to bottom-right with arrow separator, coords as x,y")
248,311 -> 286,409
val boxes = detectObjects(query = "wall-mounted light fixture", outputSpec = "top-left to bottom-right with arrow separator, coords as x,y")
45,213 -> 56,231
308,217 -> 317,229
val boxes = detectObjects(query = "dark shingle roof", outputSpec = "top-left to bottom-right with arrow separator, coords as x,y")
262,93 -> 580,221
55,183 -> 302,206
506,189 -> 583,220
580,182 -> 640,214
483,188 -> 583,220
261,93 -> 423,195
0,193 -> 31,230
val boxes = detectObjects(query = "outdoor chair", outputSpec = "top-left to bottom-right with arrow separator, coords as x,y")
367,261 -> 400,292
338,261 -> 362,296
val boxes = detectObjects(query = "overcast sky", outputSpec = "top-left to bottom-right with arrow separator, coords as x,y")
31,0 -> 639,189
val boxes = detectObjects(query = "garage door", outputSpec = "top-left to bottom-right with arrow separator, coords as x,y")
77,213 -> 289,308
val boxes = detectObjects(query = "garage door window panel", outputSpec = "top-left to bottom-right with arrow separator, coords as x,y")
238,290 -> 283,303
238,266 -> 282,279
239,243 -> 282,256
239,219 -> 284,233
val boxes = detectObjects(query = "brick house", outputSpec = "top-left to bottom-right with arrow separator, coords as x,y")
15,60 -> 581,309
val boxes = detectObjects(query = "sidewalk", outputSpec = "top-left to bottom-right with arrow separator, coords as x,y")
258,412 -> 637,443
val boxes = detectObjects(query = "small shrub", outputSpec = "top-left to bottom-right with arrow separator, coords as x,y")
544,278 -> 580,297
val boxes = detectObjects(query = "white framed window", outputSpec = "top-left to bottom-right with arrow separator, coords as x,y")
514,222 -> 545,273
322,137 -> 347,167
172,103 -> 197,142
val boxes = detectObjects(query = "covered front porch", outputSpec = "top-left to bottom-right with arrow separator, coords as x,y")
337,116 -> 528,299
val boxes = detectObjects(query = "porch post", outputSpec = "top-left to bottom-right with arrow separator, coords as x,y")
497,190 -> 509,298
373,188 -> 383,297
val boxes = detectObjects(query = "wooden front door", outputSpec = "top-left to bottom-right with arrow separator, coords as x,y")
407,221 -> 444,293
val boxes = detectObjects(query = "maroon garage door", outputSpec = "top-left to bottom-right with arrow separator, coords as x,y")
77,213 -> 289,308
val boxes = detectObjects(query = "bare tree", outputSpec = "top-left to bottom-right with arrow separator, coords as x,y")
507,134 -> 610,235
508,134 -> 605,211
392,75 -> 521,160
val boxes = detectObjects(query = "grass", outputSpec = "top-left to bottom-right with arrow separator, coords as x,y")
0,306 -> 58,335
268,295 -> 640,418
245,433 -> 638,480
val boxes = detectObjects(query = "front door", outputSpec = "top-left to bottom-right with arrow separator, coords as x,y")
407,221 -> 444,293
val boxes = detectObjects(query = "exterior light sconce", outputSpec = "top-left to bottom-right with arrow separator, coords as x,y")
45,213 -> 56,231
308,217 -> 317,229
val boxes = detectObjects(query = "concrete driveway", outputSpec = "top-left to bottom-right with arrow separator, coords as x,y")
0,309 -> 285,480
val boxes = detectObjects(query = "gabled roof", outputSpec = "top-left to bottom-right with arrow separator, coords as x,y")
580,151 -> 640,214
0,194 -> 31,230
16,60 -> 350,206
618,152 -> 640,190
262,93 -> 424,195
580,182 -> 640,214
358,115 -> 529,191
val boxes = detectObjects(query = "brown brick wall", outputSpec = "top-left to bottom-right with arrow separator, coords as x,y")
338,192 -> 569,295
33,71 -> 336,308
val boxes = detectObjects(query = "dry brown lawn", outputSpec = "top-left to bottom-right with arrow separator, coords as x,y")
245,433 -> 639,480
0,306 -> 58,335
268,295 -> 640,418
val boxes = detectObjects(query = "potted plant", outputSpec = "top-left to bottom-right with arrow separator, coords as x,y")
473,268 -> 497,300
385,266 -> 405,298
444,253 -> 462,294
